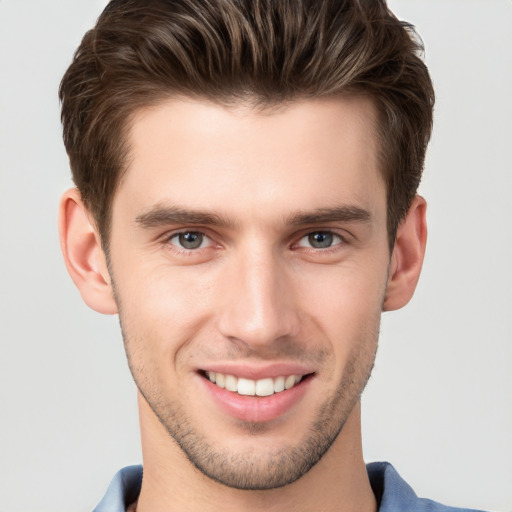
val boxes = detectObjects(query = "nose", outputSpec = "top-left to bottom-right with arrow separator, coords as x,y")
216,243 -> 300,349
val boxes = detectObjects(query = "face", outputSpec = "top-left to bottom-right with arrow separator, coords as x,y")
108,96 -> 390,489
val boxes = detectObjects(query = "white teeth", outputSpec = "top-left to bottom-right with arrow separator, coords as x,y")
284,375 -> 296,390
238,378 -> 256,396
215,372 -> 225,388
274,376 -> 285,393
225,374 -> 237,392
256,378 -> 274,397
205,372 -> 305,396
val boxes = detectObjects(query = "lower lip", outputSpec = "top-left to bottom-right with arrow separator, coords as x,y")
200,375 -> 312,423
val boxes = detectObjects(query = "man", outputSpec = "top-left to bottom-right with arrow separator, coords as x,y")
57,1 -> 484,511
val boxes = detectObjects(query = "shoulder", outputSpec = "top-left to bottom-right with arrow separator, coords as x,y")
367,462 -> 488,512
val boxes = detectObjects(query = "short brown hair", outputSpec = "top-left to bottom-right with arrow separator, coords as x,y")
59,0 -> 434,252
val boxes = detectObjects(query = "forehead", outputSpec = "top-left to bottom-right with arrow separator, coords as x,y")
114,95 -> 384,225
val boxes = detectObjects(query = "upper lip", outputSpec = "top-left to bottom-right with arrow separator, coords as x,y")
198,362 -> 315,380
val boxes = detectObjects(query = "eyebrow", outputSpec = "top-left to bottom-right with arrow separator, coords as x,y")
135,205 -> 236,229
135,204 -> 371,229
287,206 -> 371,226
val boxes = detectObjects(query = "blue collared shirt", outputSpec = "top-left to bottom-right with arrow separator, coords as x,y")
93,462 -> 486,512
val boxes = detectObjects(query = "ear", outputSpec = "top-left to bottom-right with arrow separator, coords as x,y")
383,195 -> 427,311
58,188 -> 118,314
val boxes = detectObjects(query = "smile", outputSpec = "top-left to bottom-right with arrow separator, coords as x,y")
205,371 -> 304,397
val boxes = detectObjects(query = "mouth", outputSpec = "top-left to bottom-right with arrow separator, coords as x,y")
199,368 -> 315,423
201,371 -> 310,397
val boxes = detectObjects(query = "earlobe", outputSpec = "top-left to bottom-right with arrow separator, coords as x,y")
58,188 -> 118,315
383,195 -> 427,312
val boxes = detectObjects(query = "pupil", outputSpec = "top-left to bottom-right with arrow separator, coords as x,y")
309,232 -> 333,248
179,232 -> 202,249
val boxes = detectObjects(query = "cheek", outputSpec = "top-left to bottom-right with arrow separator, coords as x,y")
112,257 -> 218,375
298,256 -> 387,317
296,262 -> 386,367
115,252 -> 214,321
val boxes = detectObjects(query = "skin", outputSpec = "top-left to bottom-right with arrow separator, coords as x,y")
59,95 -> 427,512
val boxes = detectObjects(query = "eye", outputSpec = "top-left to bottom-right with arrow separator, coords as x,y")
168,231 -> 211,250
297,231 -> 343,249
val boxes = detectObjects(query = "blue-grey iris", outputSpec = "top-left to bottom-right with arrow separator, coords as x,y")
179,232 -> 203,249
308,232 -> 333,248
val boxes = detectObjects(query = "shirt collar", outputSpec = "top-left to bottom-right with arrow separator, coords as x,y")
93,461 -> 474,512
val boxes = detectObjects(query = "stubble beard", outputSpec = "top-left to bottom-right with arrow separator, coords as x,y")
121,322 -> 378,491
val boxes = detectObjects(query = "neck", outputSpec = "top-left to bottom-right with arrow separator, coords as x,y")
135,395 -> 376,512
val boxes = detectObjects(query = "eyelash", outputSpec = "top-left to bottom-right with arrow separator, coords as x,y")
162,229 -> 348,256
295,231 -> 346,252
164,231 -> 215,254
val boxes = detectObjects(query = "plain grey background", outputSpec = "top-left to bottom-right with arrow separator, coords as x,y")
0,1 -> 511,511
